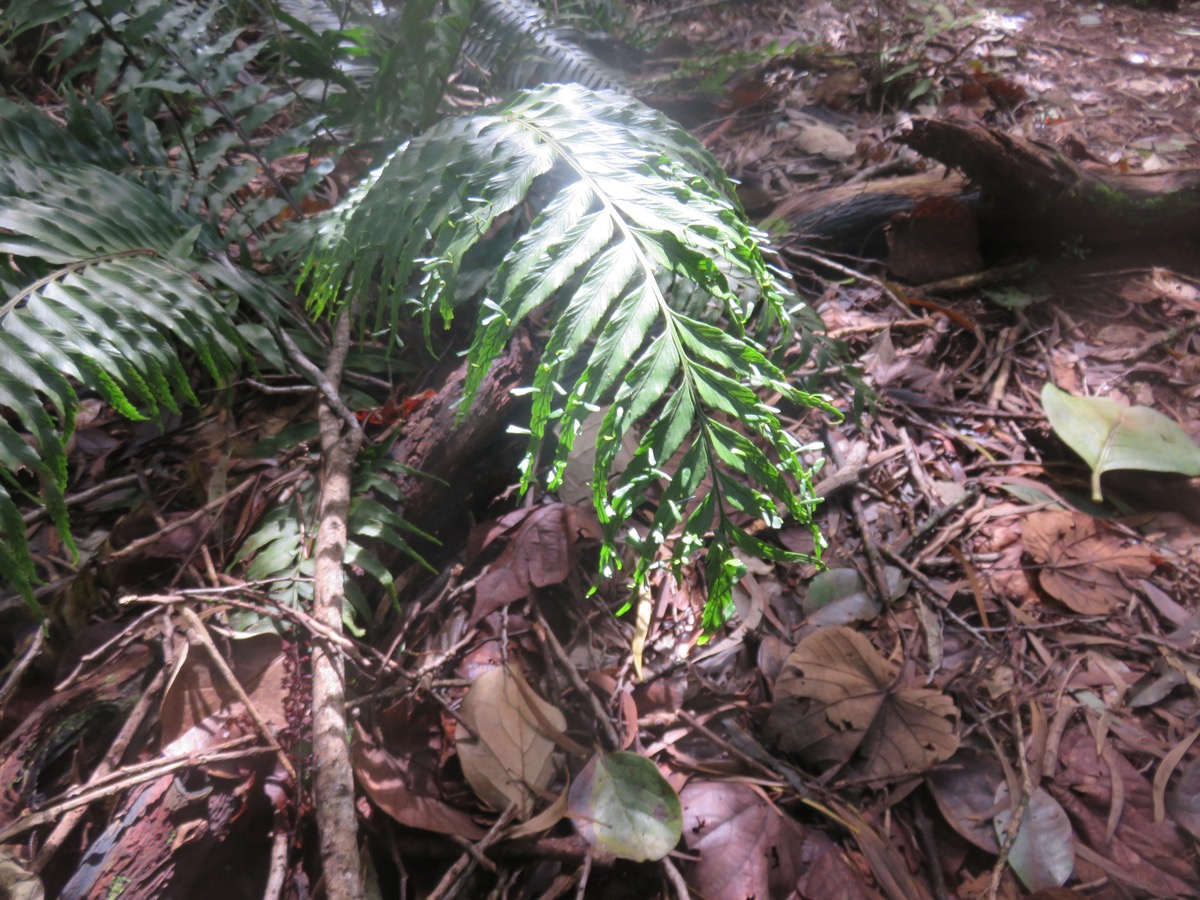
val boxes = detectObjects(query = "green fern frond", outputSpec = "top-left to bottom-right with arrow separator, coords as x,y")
0,118 -> 263,608
465,0 -> 626,91
309,84 -> 837,630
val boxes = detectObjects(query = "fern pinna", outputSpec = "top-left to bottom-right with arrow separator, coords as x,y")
308,84 -> 837,630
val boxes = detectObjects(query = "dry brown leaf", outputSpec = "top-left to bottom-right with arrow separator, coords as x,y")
351,699 -> 486,839
680,781 -> 880,900
1048,725 -> 1196,898
456,665 -> 566,817
159,632 -> 287,762
925,746 -> 1004,853
470,503 -> 602,622
1022,510 -> 1156,615
765,627 -> 958,782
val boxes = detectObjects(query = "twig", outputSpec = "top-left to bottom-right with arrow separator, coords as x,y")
22,473 -> 140,525
426,805 -> 520,900
533,602 -> 621,751
785,247 -> 923,319
178,606 -> 296,782
310,306 -> 366,900
0,628 -> 45,714
826,431 -> 892,605
101,474 -> 260,562
263,822 -> 290,900
574,847 -> 593,900
275,325 -> 363,436
0,742 -> 269,843
661,857 -> 692,900
986,699 -> 1033,900
677,710 -> 784,786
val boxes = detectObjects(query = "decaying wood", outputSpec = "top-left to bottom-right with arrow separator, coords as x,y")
386,328 -> 538,558
899,118 -> 1200,248
777,119 -> 1200,271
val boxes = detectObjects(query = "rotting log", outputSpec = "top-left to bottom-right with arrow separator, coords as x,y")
775,118 -> 1200,271
898,118 -> 1200,249
384,327 -> 538,560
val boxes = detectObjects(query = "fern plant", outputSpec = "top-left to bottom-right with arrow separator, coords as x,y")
465,0 -> 626,92
2,0 -> 837,633
0,0 -> 469,610
307,83 -> 837,629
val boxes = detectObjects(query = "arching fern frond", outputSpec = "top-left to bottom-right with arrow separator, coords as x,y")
308,84 -> 837,630
0,113 -> 269,610
465,0 -> 626,92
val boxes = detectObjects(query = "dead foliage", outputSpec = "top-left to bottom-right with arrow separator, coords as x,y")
3,0 -> 1200,897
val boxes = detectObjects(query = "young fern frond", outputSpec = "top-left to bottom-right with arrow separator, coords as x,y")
309,84 -> 837,629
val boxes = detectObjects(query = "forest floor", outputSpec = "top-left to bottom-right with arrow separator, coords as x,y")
3,0 -> 1200,898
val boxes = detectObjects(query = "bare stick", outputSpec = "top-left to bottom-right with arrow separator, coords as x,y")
311,306 -> 366,900
179,606 -> 296,782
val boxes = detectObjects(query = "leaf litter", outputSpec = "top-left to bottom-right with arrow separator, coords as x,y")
4,0 -> 1200,896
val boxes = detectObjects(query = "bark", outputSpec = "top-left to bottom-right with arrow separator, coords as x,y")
385,327 -> 539,558
898,117 -> 1200,249
776,119 -> 1200,267
311,309 -> 365,900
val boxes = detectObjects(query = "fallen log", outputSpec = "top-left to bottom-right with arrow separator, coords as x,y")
385,327 -> 538,560
775,118 -> 1200,281
898,118 -> 1200,249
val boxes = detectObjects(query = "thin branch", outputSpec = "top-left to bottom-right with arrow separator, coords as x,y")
310,305 -> 365,900
0,742 -> 269,843
274,324 -> 364,434
179,606 -> 297,782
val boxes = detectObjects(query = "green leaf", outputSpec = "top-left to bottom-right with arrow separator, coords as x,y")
567,751 -> 682,862
308,83 -> 839,631
1041,383 -> 1200,502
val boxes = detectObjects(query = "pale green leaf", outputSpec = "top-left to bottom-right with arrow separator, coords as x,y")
568,751 -> 682,862
1041,383 -> 1200,501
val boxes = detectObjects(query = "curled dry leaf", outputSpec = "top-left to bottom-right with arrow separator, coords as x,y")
1022,510 -> 1156,615
456,665 -> 566,818
765,626 -> 958,782
469,502 -> 602,623
351,699 -> 486,839
680,781 -> 879,900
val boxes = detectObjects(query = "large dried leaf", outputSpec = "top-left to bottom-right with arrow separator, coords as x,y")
456,665 -> 566,817
1022,510 -> 1156,615
765,627 -> 958,782
159,632 -> 286,759
680,781 -> 878,900
352,699 -> 486,839
1050,726 -> 1196,897
994,784 -> 1074,892
568,751 -> 681,862
1041,383 -> 1200,501
470,502 -> 602,622
925,746 -> 1004,853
